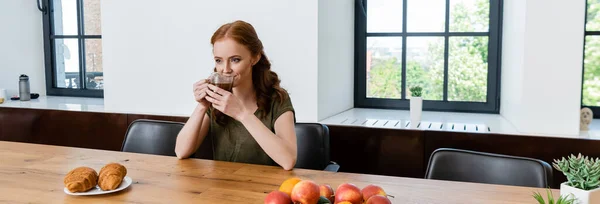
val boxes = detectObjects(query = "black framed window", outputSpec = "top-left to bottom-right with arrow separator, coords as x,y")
42,0 -> 103,98
583,0 -> 600,117
355,0 -> 502,113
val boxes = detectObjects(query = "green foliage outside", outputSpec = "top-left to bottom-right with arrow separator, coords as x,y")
367,56 -> 403,99
367,0 -> 489,102
366,0 -> 600,106
583,0 -> 600,106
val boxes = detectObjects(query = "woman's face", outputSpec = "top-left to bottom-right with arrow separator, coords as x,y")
213,38 -> 257,87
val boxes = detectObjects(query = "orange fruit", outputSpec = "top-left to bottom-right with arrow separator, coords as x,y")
278,177 -> 302,196
337,202 -> 353,204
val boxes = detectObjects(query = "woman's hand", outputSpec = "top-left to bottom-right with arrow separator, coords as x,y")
193,79 -> 210,109
205,84 -> 250,121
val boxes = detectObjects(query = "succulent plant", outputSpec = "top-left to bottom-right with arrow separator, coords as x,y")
532,188 -> 575,204
553,153 -> 600,190
409,86 -> 422,97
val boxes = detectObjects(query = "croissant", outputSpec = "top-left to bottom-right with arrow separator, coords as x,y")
98,163 -> 127,191
64,167 -> 98,193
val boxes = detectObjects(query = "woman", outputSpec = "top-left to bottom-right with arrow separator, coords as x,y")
175,20 -> 297,170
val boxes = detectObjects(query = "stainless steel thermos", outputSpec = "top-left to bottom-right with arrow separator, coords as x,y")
19,74 -> 30,101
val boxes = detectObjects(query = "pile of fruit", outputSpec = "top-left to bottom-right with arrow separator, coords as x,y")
264,177 -> 393,204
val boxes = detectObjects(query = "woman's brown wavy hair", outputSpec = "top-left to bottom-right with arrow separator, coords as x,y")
210,20 -> 288,125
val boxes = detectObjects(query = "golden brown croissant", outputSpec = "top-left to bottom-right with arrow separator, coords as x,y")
98,163 -> 127,191
64,167 -> 98,193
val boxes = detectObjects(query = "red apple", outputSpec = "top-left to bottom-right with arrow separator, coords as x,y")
365,195 -> 392,204
361,184 -> 387,202
334,183 -> 362,204
291,180 -> 320,204
320,184 -> 334,203
264,191 -> 292,204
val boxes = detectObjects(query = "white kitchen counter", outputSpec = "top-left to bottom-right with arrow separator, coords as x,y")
0,96 -> 105,113
0,96 -> 194,117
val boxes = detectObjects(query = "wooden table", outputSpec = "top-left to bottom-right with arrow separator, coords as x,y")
0,141 -> 558,203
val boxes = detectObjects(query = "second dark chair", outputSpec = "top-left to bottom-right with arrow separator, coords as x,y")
425,148 -> 553,188
294,123 -> 340,172
121,119 -> 184,157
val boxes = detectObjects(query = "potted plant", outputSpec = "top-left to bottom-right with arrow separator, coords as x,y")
532,188 -> 576,204
553,154 -> 600,204
409,86 -> 423,127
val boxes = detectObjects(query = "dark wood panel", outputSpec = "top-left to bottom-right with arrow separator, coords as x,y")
127,114 -> 213,160
0,107 -> 213,160
423,131 -> 600,188
0,107 -> 127,151
0,107 -> 42,143
328,125 -> 425,178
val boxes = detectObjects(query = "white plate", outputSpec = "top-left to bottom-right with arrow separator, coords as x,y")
64,176 -> 132,196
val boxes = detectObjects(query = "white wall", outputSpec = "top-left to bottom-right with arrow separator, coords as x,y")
500,0 -> 526,134
4,0 -> 586,137
0,1 -> 45,97
501,0 -> 585,136
317,0 -> 355,121
101,0 -> 320,120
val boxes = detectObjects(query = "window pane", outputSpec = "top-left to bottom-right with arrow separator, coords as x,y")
83,0 -> 102,35
406,37 -> 444,100
54,39 -> 80,89
85,39 -> 103,90
587,0 -> 600,31
450,0 -> 489,32
407,0 -> 445,32
448,36 -> 488,102
367,37 -> 403,99
367,0 -> 403,33
583,36 -> 600,106
53,0 -> 78,35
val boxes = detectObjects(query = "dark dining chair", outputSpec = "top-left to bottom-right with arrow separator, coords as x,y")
425,148 -> 553,188
121,119 -> 184,156
294,123 -> 340,172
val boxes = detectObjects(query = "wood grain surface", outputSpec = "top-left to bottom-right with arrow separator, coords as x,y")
0,141 -> 559,204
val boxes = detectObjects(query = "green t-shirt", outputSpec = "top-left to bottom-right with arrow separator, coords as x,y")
206,91 -> 294,166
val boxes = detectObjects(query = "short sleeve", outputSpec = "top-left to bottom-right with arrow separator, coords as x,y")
272,91 -> 295,123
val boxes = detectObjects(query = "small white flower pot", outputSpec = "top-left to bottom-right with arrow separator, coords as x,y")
410,97 -> 422,127
560,182 -> 600,204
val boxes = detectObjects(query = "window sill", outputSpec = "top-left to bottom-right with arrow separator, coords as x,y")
319,108 -> 600,140
319,108 -> 514,133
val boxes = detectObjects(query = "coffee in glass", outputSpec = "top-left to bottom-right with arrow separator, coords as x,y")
208,72 -> 234,92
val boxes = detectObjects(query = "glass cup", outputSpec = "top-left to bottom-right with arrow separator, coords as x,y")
208,72 -> 234,92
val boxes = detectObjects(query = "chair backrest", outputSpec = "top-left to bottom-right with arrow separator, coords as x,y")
294,123 -> 330,170
425,148 -> 553,188
121,119 -> 184,157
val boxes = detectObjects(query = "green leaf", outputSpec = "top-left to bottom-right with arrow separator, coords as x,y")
557,193 -> 576,204
532,191 -> 546,204
547,189 -> 555,204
